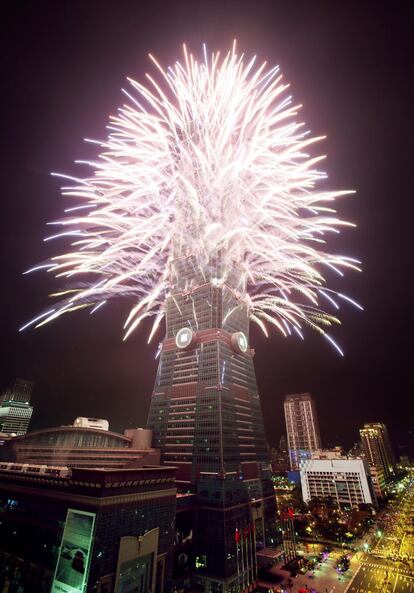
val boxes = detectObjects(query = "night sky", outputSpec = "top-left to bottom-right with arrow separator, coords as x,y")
1,1 -> 412,457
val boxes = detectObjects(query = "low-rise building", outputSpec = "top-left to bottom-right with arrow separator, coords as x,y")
0,463 -> 177,593
0,425 -> 159,468
300,455 -> 377,508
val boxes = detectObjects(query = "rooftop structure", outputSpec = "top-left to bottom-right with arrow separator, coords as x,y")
311,447 -> 345,460
73,417 -> 109,431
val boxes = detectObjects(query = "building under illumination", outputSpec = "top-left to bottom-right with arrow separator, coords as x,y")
284,393 -> 321,471
360,422 -> 396,483
0,379 -> 34,436
0,463 -> 176,593
147,255 -> 278,593
300,452 -> 376,508
0,425 -> 159,468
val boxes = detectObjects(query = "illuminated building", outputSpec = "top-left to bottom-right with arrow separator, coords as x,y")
146,256 -> 277,593
360,422 -> 396,482
300,455 -> 376,508
368,463 -> 386,499
280,508 -> 298,565
284,393 -> 321,471
0,463 -> 176,593
0,425 -> 160,468
0,379 -> 34,436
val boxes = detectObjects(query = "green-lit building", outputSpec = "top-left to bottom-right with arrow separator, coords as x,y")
0,379 -> 34,436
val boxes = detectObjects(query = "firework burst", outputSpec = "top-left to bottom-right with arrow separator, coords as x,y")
21,43 -> 361,353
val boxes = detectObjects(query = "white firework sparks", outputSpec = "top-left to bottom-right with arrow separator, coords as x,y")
22,43 -> 361,352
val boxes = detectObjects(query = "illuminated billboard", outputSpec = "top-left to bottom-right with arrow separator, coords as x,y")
52,508 -> 96,593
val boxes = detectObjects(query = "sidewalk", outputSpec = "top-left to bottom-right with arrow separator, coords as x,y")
259,555 -> 358,593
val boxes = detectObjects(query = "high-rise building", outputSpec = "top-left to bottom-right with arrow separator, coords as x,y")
270,435 -> 290,472
360,422 -> 396,482
368,463 -> 386,499
0,379 -> 34,436
279,434 -> 288,456
284,393 -> 321,470
147,255 -> 277,593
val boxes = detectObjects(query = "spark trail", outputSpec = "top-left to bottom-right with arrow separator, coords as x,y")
22,44 -> 360,352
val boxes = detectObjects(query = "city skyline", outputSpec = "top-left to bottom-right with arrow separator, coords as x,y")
1,2 -> 412,459
0,4 -> 413,593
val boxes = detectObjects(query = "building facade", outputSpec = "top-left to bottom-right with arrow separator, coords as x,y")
0,463 -> 176,593
368,463 -> 386,499
147,255 -> 277,593
0,379 -> 34,436
269,436 -> 290,473
280,509 -> 297,565
360,422 -> 396,482
0,426 -> 160,468
300,456 -> 376,508
284,393 -> 321,471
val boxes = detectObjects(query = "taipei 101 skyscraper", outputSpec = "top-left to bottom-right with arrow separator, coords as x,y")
25,45 -> 357,593
147,254 -> 278,591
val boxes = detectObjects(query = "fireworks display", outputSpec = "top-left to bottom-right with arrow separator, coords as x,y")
22,43 -> 361,353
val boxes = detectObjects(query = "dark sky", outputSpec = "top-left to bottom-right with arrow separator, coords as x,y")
1,1 -> 412,456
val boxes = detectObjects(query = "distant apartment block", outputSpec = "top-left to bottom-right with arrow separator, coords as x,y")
360,422 -> 396,482
284,393 -> 321,470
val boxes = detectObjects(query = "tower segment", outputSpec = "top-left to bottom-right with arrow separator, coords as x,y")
147,255 -> 278,592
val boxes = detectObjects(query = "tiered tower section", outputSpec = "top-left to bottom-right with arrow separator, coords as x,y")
147,255 -> 277,593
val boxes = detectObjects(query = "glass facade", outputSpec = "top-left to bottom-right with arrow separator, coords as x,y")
147,255 -> 278,592
284,393 -> 321,471
0,380 -> 34,436
0,467 -> 176,593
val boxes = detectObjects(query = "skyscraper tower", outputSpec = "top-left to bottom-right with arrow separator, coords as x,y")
284,393 -> 321,470
360,422 -> 396,482
0,379 -> 34,436
147,255 -> 277,593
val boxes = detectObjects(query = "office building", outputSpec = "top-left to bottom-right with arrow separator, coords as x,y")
284,393 -> 321,470
146,255 -> 277,593
360,422 -> 396,482
368,463 -> 386,499
0,379 -> 34,436
270,435 -> 290,472
0,463 -> 176,593
300,454 -> 376,508
0,425 -> 160,468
